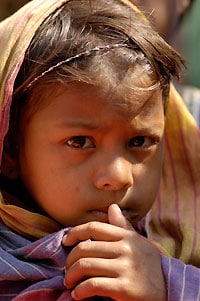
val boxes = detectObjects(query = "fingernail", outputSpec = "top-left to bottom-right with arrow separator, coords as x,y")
71,290 -> 76,299
63,268 -> 67,287
62,234 -> 68,245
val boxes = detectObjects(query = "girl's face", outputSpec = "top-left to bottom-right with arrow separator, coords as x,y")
18,82 -> 165,227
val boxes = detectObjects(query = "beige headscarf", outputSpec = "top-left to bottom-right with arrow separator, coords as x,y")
0,0 -> 200,265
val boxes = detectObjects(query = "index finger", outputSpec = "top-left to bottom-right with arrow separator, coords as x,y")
62,221 -> 134,246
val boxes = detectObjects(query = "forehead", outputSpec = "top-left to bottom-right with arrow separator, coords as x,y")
28,80 -> 163,129
29,60 -> 161,110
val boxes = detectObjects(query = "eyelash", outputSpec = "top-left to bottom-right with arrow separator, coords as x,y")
65,135 -> 159,150
66,136 -> 95,149
128,136 -> 158,148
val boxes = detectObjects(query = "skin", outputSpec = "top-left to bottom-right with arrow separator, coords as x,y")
18,82 -> 165,227
16,77 -> 166,299
63,203 -> 166,300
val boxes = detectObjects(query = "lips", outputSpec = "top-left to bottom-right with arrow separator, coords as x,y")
88,207 -> 139,224
88,209 -> 109,223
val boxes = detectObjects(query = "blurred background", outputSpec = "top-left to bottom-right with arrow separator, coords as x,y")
180,0 -> 200,88
0,0 -> 31,21
0,0 -> 200,89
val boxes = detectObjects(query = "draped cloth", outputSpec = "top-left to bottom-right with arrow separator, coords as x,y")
149,85 -> 200,266
0,0 -> 200,299
0,222 -> 72,301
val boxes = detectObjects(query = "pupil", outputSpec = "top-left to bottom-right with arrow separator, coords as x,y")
73,137 -> 85,148
130,136 -> 144,147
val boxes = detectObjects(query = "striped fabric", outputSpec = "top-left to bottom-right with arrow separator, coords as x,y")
180,85 -> 200,127
149,85 -> 200,267
0,221 -> 72,300
1,214 -> 200,300
161,255 -> 200,300
0,0 -> 200,300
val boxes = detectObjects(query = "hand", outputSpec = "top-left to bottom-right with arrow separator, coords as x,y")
62,204 -> 167,300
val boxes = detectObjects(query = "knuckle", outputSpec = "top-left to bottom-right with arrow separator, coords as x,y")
122,259 -> 131,273
88,277 -> 99,291
120,257 -> 132,273
78,239 -> 93,252
77,257 -> 91,271
65,278 -> 71,288
87,221 -> 99,232
119,241 -> 133,255
65,273 -> 73,289
118,277 -> 131,293
76,240 -> 87,252
73,277 -> 100,299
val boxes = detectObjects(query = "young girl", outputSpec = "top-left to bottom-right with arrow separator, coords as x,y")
0,0 -> 200,300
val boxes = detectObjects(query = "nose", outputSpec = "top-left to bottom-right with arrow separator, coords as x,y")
93,155 -> 134,191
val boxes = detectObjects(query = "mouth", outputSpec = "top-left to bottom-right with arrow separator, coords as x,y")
87,209 -> 109,223
88,207 -> 139,225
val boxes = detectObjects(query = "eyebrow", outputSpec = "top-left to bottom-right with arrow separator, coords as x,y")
55,119 -> 163,136
55,119 -> 100,130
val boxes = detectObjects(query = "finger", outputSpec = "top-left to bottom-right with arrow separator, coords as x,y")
71,277 -> 124,300
65,257 -> 118,289
66,240 -> 119,268
108,204 -> 134,230
62,221 -> 128,246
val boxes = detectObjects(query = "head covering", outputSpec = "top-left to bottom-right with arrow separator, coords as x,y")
0,0 -> 147,239
149,84 -> 200,266
0,0 -> 70,239
0,0 -> 200,266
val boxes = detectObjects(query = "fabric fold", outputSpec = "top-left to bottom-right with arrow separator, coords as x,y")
0,0 -> 200,300
0,222 -> 72,300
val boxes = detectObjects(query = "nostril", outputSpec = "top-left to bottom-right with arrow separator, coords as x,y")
102,183 -> 116,191
123,182 -> 132,190
101,181 -> 132,191
93,158 -> 134,191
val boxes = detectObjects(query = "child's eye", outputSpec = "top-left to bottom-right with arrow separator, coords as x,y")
128,136 -> 157,148
66,136 -> 95,149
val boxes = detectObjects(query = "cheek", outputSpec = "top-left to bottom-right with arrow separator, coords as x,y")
139,143 -> 164,204
150,145 -> 164,201
152,141 -> 164,187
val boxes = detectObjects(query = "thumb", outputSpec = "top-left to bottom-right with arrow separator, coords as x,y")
108,203 -> 133,230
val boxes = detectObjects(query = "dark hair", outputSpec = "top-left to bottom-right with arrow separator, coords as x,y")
7,0 -> 185,160
14,0 -> 184,94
